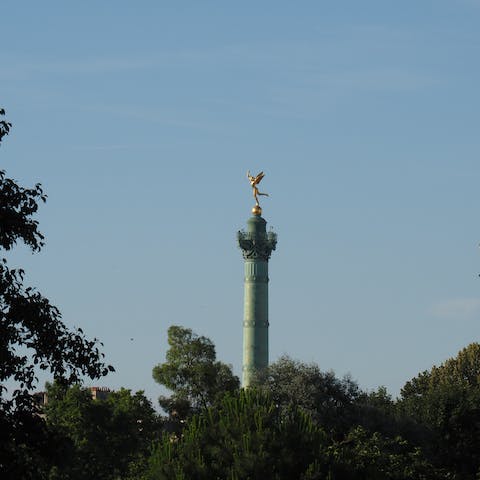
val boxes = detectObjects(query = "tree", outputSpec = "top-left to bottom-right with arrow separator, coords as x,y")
258,355 -> 360,436
353,386 -> 419,442
0,108 -> 114,479
0,108 -> 11,143
146,389 -> 441,480
152,325 -> 239,419
44,383 -> 162,480
398,343 -> 480,478
147,389 -> 330,480
327,426 -> 444,480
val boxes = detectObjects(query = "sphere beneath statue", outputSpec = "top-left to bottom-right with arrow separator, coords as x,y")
252,205 -> 262,216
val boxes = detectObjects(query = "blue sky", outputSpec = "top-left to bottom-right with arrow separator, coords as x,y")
2,1 -> 480,404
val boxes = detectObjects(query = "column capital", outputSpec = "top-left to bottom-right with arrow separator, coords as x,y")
237,230 -> 277,260
238,215 -> 277,261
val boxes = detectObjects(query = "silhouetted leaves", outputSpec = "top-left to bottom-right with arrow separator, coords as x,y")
44,383 -> 162,480
146,388 -> 442,480
152,325 -> 239,420
0,108 -> 113,479
398,343 -> 480,477
0,109 -> 11,143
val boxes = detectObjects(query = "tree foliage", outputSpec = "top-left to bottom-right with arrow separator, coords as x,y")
327,426 -> 443,480
147,388 -> 440,480
398,343 -> 480,478
44,383 -> 162,480
258,355 -> 360,436
152,325 -> 239,419
0,108 -> 113,479
147,389 -> 329,480
0,108 -> 11,143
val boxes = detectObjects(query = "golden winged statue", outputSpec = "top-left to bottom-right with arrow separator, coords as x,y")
247,170 -> 269,207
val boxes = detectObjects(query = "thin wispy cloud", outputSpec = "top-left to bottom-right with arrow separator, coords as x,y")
0,25 -> 433,81
430,298 -> 480,320
307,68 -> 436,92
0,56 -> 157,80
72,144 -> 132,151
76,103 -> 232,133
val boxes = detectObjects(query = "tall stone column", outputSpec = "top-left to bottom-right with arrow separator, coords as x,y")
238,206 -> 277,387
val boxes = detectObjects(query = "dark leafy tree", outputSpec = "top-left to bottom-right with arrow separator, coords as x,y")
353,386 -> 422,442
0,108 -> 11,143
146,388 -> 440,480
398,343 -> 480,478
0,108 -> 113,479
260,357 -> 420,444
327,426 -> 445,480
258,355 -> 360,436
152,325 -> 239,419
44,383 -> 162,480
147,389 -> 330,480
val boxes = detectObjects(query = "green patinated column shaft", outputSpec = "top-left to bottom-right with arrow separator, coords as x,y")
238,214 -> 277,387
